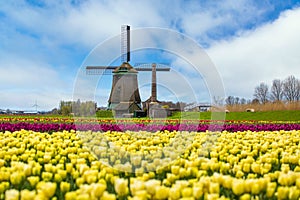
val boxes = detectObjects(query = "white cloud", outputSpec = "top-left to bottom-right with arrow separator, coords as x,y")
0,0 -> 168,49
207,7 -> 300,99
0,54 -> 73,110
0,59 -> 62,89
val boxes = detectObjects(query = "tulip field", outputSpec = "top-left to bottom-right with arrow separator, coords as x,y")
1,116 -> 300,199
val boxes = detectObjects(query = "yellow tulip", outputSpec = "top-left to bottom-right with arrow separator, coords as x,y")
23,164 -> 32,177
209,182 -> 220,194
154,186 -> 169,200
242,163 -> 251,173
171,165 -> 180,175
92,183 -> 106,198
145,179 -> 160,195
236,170 -> 244,178
277,186 -> 289,200
266,182 -> 276,198
0,159 -> 5,167
114,178 -> 129,196
27,176 -> 40,188
0,183 -> 5,194
232,179 -> 244,196
75,194 -> 90,200
10,171 -> 25,186
41,172 -> 53,182
133,190 -> 148,200
179,168 -> 187,178
32,165 -> 42,176
100,191 -> 116,200
169,186 -> 181,200
250,182 -> 260,195
37,182 -> 57,198
65,192 -> 77,200
60,182 -> 70,193
181,187 -> 193,197
239,194 -> 251,200
58,169 -> 67,180
193,186 -> 203,199
43,154 -> 51,163
0,171 -> 10,181
54,174 -> 62,183
222,176 -> 232,189
76,177 -> 85,187
20,189 -> 36,200
251,163 -> 260,174
130,180 -> 145,196
5,189 -> 19,200
66,163 -> 73,173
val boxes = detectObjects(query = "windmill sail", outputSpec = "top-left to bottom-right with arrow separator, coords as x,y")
121,25 -> 130,62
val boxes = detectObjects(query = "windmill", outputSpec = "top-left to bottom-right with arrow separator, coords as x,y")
32,100 -> 39,113
86,25 -> 171,117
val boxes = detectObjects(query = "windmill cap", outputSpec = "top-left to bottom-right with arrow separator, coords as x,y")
113,62 -> 138,73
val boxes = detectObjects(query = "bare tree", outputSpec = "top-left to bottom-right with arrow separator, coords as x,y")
240,98 -> 246,104
254,82 -> 269,104
234,97 -> 240,104
225,96 -> 235,105
213,96 -> 225,106
283,75 -> 300,101
270,79 -> 284,102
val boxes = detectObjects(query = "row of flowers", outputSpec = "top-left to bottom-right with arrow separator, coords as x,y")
1,129 -> 300,199
1,116 -> 299,125
1,122 -> 300,133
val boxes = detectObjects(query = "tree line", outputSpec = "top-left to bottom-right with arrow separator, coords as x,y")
225,75 -> 300,105
58,100 -> 97,116
253,75 -> 300,104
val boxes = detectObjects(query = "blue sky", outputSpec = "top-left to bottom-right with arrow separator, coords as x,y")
1,0 -> 300,110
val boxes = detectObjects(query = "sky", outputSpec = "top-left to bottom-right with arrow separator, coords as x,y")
1,0 -> 300,111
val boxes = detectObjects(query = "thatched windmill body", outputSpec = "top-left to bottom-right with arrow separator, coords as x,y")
86,25 -> 170,117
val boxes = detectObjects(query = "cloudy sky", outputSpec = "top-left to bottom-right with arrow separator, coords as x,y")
1,0 -> 300,110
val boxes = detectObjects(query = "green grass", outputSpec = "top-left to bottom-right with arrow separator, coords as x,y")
169,110 -> 300,121
225,110 -> 300,121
